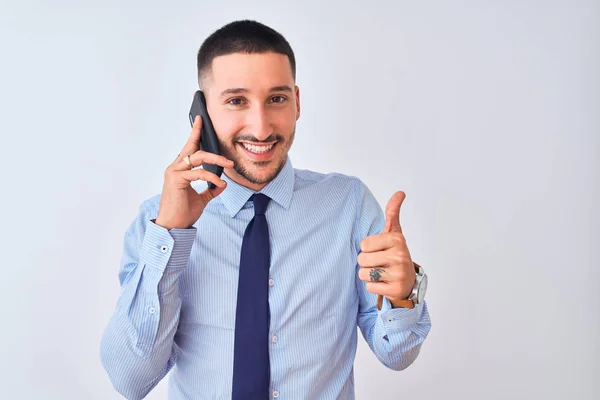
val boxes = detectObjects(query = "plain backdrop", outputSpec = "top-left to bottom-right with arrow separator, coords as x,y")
0,0 -> 598,399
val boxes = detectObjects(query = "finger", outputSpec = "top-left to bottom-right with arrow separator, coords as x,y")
188,151 -> 235,170
199,180 -> 227,202
357,248 -> 399,268
383,191 -> 406,234
360,232 -> 406,253
358,266 -> 390,283
173,150 -> 234,172
179,168 -> 227,189
174,115 -> 203,165
365,281 -> 395,298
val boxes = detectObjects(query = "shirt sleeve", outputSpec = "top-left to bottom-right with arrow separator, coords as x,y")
352,180 -> 432,371
100,200 -> 197,400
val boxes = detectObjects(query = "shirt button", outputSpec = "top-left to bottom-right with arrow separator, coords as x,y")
388,318 -> 394,322
268,279 -> 275,286
273,391 -> 279,398
160,245 -> 168,253
271,335 -> 277,343
148,307 -> 156,314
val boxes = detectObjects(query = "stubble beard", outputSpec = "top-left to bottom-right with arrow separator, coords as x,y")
223,126 -> 295,186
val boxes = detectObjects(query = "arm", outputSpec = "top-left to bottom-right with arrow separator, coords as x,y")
100,200 -> 197,399
352,180 -> 432,371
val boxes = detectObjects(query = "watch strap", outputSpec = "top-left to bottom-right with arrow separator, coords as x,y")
389,298 -> 415,309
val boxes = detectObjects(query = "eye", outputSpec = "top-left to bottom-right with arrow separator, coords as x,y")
269,95 -> 287,104
227,97 -> 245,106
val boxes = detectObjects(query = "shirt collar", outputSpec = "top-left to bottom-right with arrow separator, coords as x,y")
219,155 -> 294,218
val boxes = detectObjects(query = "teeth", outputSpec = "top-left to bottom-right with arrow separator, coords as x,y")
241,143 -> 274,153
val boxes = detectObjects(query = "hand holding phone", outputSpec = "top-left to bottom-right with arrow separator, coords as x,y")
154,93 -> 234,230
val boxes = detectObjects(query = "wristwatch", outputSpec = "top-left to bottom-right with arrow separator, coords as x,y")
386,262 -> 428,310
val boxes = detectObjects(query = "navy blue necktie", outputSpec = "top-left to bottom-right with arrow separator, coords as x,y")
232,193 -> 271,399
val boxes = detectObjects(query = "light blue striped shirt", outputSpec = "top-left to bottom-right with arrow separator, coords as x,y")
100,155 -> 431,399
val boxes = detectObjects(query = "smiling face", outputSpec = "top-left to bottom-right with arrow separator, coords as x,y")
202,52 -> 301,191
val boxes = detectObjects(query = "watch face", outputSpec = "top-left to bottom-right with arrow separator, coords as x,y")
417,274 -> 428,304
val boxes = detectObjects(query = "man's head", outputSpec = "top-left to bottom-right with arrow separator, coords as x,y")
197,20 -> 300,191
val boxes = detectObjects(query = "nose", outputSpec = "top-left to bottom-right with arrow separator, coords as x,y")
246,105 -> 273,141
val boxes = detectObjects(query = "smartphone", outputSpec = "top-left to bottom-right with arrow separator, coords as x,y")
189,90 -> 223,189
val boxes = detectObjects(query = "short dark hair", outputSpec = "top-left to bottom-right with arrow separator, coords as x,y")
196,20 -> 296,88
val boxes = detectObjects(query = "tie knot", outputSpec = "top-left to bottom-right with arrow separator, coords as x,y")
250,193 -> 271,216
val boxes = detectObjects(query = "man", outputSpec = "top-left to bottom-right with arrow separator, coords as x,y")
100,20 -> 431,400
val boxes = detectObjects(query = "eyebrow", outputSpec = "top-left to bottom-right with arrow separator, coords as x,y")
219,85 -> 293,98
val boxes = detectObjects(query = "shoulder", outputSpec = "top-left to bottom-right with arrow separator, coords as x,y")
293,167 -> 368,195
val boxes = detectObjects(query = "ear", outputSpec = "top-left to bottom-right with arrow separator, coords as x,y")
295,85 -> 301,120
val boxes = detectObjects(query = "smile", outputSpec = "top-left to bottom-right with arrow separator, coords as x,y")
238,142 -> 278,161
241,143 -> 275,153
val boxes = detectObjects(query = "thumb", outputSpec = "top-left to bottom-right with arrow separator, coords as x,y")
383,191 -> 406,233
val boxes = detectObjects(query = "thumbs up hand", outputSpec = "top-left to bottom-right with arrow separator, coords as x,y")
357,191 -> 417,309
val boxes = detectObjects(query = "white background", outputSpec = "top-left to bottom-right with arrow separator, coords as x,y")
0,0 -> 598,399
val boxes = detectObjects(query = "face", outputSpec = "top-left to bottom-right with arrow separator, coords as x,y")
202,52 -> 300,191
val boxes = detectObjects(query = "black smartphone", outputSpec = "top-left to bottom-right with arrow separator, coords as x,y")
189,90 -> 223,189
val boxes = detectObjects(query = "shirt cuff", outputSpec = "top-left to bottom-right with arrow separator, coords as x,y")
139,219 -> 197,271
379,295 -> 423,335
